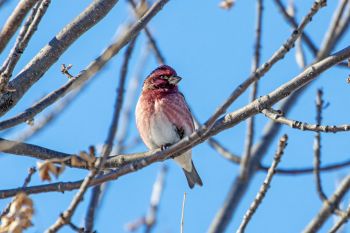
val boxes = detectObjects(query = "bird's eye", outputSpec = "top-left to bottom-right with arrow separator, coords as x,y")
160,75 -> 168,79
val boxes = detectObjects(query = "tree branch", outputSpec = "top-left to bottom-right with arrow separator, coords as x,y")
236,135 -> 288,233
0,0 -> 40,53
240,0 -> 263,179
261,108 -> 350,133
0,0 -> 51,92
303,175 -> 350,233
0,0 -> 119,116
1,44 -> 349,200
84,37 -> 137,233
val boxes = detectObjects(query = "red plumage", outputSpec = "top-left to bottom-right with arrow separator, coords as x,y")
135,65 -> 202,188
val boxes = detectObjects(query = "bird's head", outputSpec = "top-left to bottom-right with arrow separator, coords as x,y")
143,65 -> 182,90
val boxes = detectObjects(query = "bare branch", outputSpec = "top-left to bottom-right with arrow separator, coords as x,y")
262,158 -> 350,175
313,89 -> 328,202
45,0 -> 169,231
318,0 -> 349,59
208,136 -> 350,175
0,0 -> 40,53
128,0 -> 165,64
333,1 -> 350,45
273,0 -> 318,55
240,0 -> 263,179
329,203 -> 350,233
0,45 -> 349,199
22,167 -> 37,188
85,37 -> 138,232
208,138 -> 241,164
126,165 -> 168,233
0,166 -> 36,219
261,108 -> 350,133
0,0 -> 119,116
274,0 -> 349,68
202,0 -> 326,138
237,135 -> 288,233
303,175 -> 350,233
180,192 -> 187,233
0,0 -> 51,92
0,0 -> 168,131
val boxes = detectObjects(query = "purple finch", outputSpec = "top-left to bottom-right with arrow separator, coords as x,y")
135,65 -> 203,188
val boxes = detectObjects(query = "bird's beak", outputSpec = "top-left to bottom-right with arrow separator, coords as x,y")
168,76 -> 182,85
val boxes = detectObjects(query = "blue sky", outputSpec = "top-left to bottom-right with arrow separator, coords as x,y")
0,0 -> 350,232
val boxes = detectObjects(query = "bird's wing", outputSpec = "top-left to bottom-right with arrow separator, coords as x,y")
161,92 -> 195,138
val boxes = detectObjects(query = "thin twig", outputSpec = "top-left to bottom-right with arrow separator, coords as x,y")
22,167 -> 37,188
84,37 -> 138,233
45,1 -> 170,231
328,203 -> 350,233
207,137 -> 350,175
125,165 -> 168,233
0,0 -> 40,53
240,0 -> 263,179
0,166 -> 36,219
313,89 -> 328,202
333,1 -> 350,46
303,175 -> 350,233
85,44 -> 149,233
1,45 -> 350,199
208,2 -> 330,231
236,135 -> 288,233
67,220 -> 86,233
208,138 -> 241,164
261,108 -> 350,133
180,192 -> 186,233
0,0 -> 168,128
273,0 -> 349,68
261,159 -> 350,175
0,0 -> 119,116
0,0 -> 51,92
222,3 -> 350,232
128,0 -> 165,64
318,0 -> 349,59
201,0 -> 326,142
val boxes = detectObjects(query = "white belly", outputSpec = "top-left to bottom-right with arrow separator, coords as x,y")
150,111 -> 180,147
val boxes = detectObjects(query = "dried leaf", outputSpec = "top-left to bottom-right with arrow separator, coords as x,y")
37,160 -> 65,181
71,155 -> 85,167
79,151 -> 96,167
219,0 -> 234,10
37,161 -> 52,181
0,193 -> 34,233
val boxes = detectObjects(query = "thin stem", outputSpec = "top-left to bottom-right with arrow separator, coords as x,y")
261,108 -> 350,133
0,0 -> 40,53
240,0 -> 263,179
303,175 -> 350,233
1,45 -> 350,200
180,192 -> 187,233
313,89 -> 328,202
128,0 -> 165,64
84,37 -> 137,232
236,135 -> 288,233
0,0 -> 51,92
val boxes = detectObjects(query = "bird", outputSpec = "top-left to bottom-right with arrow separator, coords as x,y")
135,65 -> 203,188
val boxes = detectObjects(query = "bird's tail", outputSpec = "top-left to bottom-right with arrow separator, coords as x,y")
183,161 -> 203,189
